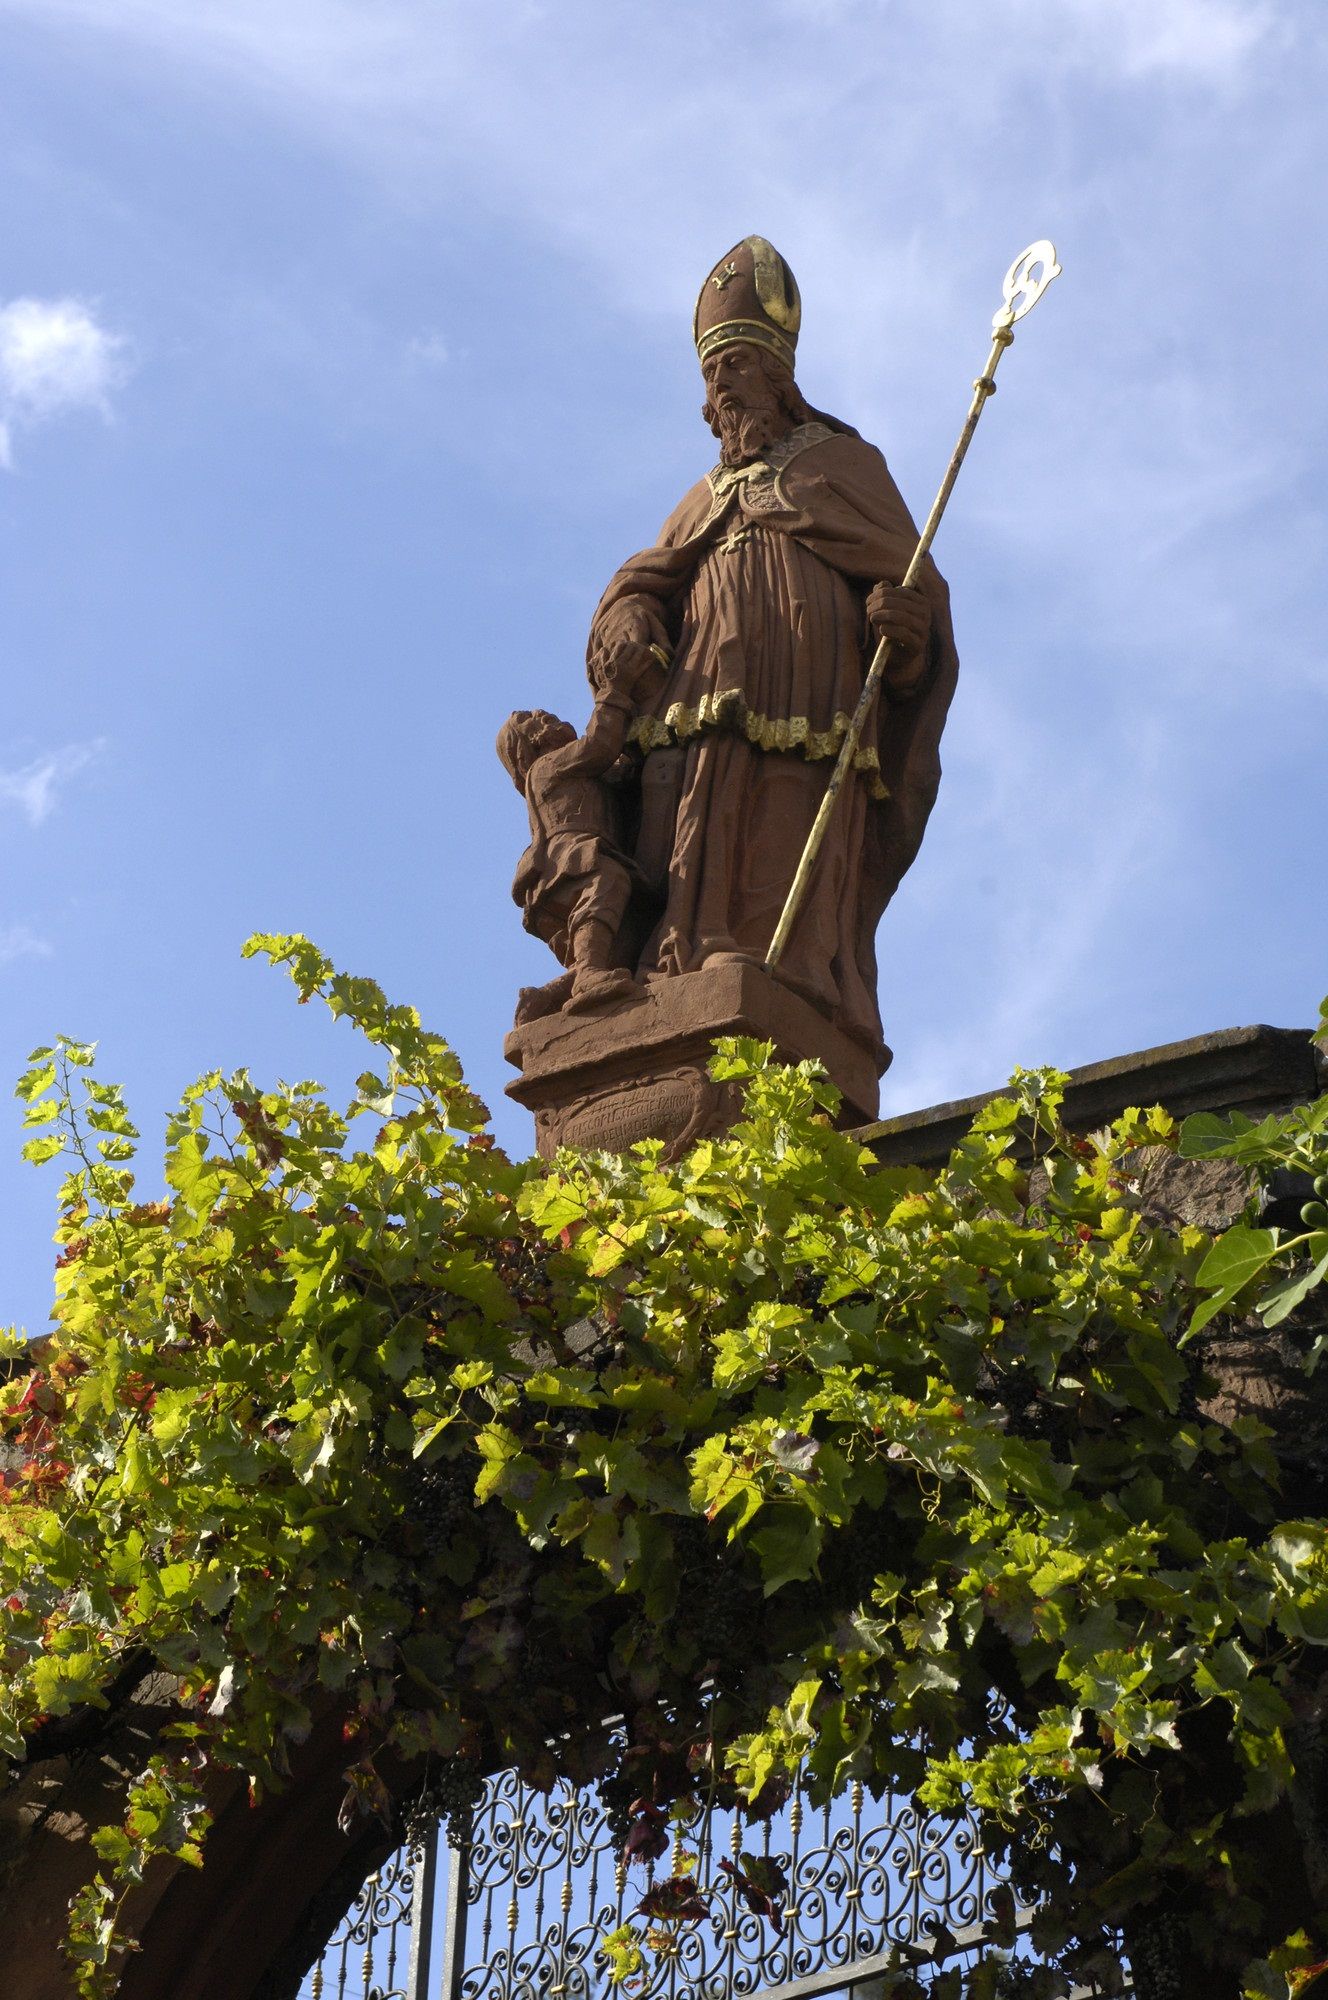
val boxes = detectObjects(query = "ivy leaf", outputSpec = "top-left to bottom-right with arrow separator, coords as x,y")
381,1317 -> 427,1382
599,1922 -> 645,1989
768,1429 -> 819,1477
31,1651 -> 107,1714
751,1509 -> 823,1594
1179,1109 -> 1276,1162
14,1055 -> 57,1104
1194,1639 -> 1293,1732
1186,1225 -> 1280,1337
523,1369 -> 603,1409
473,1424 -> 524,1502
971,1096 -> 1020,1134
582,1505 -> 641,1587
22,1134 -> 65,1166
1258,1236 -> 1328,1328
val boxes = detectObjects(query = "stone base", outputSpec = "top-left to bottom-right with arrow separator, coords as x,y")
504,962 -> 888,1158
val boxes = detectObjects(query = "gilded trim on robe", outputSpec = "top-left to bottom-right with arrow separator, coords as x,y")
629,690 -> 891,802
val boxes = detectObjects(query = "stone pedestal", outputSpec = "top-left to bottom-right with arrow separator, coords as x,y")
504,962 -> 887,1158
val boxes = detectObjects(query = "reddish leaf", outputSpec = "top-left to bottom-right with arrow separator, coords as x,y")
719,1854 -> 787,1930
623,1799 -> 670,1865
636,1875 -> 710,1924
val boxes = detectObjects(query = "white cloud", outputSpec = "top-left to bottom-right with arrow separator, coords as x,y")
768,0 -> 1272,76
1062,0 -> 1274,79
937,0 -> 1280,83
0,297 -> 127,467
407,330 -> 449,366
0,924 -> 53,966
0,741 -> 104,825
0,4 -> 1291,445
0,1 -> 1284,219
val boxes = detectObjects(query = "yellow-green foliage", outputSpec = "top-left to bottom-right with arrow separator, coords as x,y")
3,942 -> 1327,1998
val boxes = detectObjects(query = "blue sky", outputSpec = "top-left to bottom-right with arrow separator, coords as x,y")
2,0 -> 1325,1335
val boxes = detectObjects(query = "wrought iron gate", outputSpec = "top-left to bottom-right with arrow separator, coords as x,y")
300,1758 -> 1124,2000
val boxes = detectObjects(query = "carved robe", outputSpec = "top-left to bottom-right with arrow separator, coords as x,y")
586,422 -> 960,1063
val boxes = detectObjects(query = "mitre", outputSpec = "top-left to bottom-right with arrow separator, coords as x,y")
693,235 -> 801,370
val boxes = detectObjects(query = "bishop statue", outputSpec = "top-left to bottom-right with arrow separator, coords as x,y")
501,236 -> 960,1153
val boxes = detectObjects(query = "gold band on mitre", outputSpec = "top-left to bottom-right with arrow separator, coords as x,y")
696,317 -> 797,370
693,237 -> 802,370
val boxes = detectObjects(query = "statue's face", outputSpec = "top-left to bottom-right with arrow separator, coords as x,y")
502,709 -> 575,785
701,342 -> 772,417
524,714 -> 576,772
701,341 -> 791,467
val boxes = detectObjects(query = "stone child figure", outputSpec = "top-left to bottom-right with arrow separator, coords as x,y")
497,667 -> 650,1023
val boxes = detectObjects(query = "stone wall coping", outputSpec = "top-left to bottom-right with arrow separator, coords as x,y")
855,1024 -> 1326,1169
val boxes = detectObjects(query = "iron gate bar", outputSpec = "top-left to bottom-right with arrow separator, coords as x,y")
436,1830 -> 473,2000
406,1824 -> 440,2000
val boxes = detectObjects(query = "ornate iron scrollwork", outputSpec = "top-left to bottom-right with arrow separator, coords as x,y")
302,1742 -> 1122,2000
304,1843 -> 422,2000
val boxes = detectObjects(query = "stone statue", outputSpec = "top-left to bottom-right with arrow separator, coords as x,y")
503,235 -> 960,1156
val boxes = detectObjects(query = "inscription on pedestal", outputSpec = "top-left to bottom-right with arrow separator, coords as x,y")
536,1067 -> 742,1159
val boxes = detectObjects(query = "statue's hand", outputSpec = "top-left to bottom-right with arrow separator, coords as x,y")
589,602 -> 669,696
606,639 -> 663,698
866,582 -> 931,670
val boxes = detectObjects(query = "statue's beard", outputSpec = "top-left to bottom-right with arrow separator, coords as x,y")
710,394 -> 787,467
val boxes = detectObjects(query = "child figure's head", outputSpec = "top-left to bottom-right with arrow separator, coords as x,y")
496,709 -> 576,789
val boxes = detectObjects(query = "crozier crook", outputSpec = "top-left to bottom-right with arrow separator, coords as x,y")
764,240 -> 1062,973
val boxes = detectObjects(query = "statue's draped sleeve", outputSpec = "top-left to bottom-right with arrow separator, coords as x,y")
585,476 -> 728,692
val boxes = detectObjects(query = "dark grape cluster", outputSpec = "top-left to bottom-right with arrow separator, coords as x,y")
691,1570 -> 755,1665
974,1357 -> 1078,1456
792,1271 -> 829,1320
493,1235 -> 552,1304
997,1363 -> 1042,1440
790,1271 -> 873,1322
595,1766 -> 641,1847
1126,1911 -> 1189,2000
411,1454 -> 476,1543
821,1501 -> 899,1611
1034,1399 -> 1076,1455
667,1516 -> 712,1578
989,1956 -> 1049,1997
1163,1315 -> 1212,1425
667,1519 -> 763,1674
403,1757 -> 488,1849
